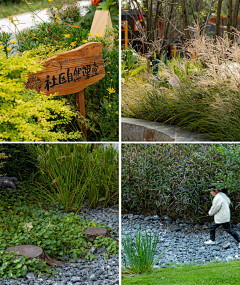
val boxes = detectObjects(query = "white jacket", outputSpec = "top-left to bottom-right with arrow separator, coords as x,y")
208,192 -> 231,224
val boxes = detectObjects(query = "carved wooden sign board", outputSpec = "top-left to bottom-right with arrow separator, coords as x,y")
26,42 -> 105,139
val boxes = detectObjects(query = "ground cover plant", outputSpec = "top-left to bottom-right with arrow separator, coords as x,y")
0,0 -> 119,141
122,259 -> 240,285
122,29 -> 240,141
0,144 -> 119,279
122,143 -> 240,224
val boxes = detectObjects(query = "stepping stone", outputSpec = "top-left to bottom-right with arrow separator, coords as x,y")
223,242 -> 231,249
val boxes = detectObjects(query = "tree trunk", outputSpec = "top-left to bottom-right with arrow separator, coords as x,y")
215,0 -> 223,39
230,0 -> 239,41
227,0 -> 233,35
6,245 -> 63,267
162,2 -> 175,56
181,0 -> 191,39
203,0 -> 215,35
232,0 -> 240,28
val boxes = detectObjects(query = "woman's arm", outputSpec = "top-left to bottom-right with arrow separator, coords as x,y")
209,196 -> 222,216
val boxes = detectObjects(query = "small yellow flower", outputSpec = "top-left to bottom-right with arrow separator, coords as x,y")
107,71 -> 110,74
7,46 -> 12,51
95,34 -> 100,37
10,39 -> 17,44
70,41 -> 76,47
48,0 -> 53,2
108,104 -> 111,108
0,45 -> 4,49
88,32 -> 93,36
107,87 -> 115,94
65,34 -> 70,38
82,40 -> 88,43
111,79 -> 113,82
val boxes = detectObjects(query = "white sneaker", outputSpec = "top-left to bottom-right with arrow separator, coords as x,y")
204,240 -> 216,245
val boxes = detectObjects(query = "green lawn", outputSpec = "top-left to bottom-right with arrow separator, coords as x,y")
122,260 -> 240,285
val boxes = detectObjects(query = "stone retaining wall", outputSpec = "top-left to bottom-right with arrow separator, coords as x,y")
121,117 -> 212,142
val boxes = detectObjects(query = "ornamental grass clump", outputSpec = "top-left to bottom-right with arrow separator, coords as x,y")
122,228 -> 171,274
122,28 -> 240,141
27,143 -> 119,212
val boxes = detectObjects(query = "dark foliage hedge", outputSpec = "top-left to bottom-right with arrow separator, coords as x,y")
0,144 -> 37,179
122,144 -> 240,224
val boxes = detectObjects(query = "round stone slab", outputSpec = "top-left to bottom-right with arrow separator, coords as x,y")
85,227 -> 110,240
6,244 -> 43,258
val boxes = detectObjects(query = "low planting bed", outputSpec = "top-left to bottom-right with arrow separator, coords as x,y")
0,143 -> 119,284
122,32 -> 240,142
122,213 -> 240,271
0,190 -> 119,285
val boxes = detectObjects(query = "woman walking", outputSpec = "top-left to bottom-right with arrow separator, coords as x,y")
204,187 -> 240,247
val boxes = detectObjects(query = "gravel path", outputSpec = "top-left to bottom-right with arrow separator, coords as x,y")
0,206 -> 119,285
122,214 -> 240,269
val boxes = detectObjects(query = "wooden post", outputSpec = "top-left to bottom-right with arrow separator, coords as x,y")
125,21 -> 128,48
76,90 -> 87,140
174,45 -> 177,58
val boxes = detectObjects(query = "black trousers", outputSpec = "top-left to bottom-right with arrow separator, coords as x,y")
210,221 -> 240,242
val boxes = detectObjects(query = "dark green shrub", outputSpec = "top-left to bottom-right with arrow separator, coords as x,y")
122,144 -> 240,224
0,144 -> 37,179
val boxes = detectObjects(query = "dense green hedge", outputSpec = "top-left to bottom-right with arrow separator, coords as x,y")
0,144 -> 37,179
122,144 -> 240,224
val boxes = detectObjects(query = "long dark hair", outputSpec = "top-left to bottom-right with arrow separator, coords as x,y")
221,188 -> 228,194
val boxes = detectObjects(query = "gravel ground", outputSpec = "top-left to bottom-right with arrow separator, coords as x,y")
122,214 -> 240,269
1,206 -> 119,285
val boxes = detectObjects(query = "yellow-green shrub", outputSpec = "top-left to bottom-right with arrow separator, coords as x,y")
0,46 -> 82,142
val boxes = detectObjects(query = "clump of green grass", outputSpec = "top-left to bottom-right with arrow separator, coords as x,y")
122,228 -> 171,274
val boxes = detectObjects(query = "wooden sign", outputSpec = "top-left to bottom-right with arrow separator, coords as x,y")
26,42 -> 105,95
25,42 -> 105,139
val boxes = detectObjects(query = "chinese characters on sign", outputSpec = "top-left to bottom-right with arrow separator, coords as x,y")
44,62 -> 99,92
25,42 -> 105,96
